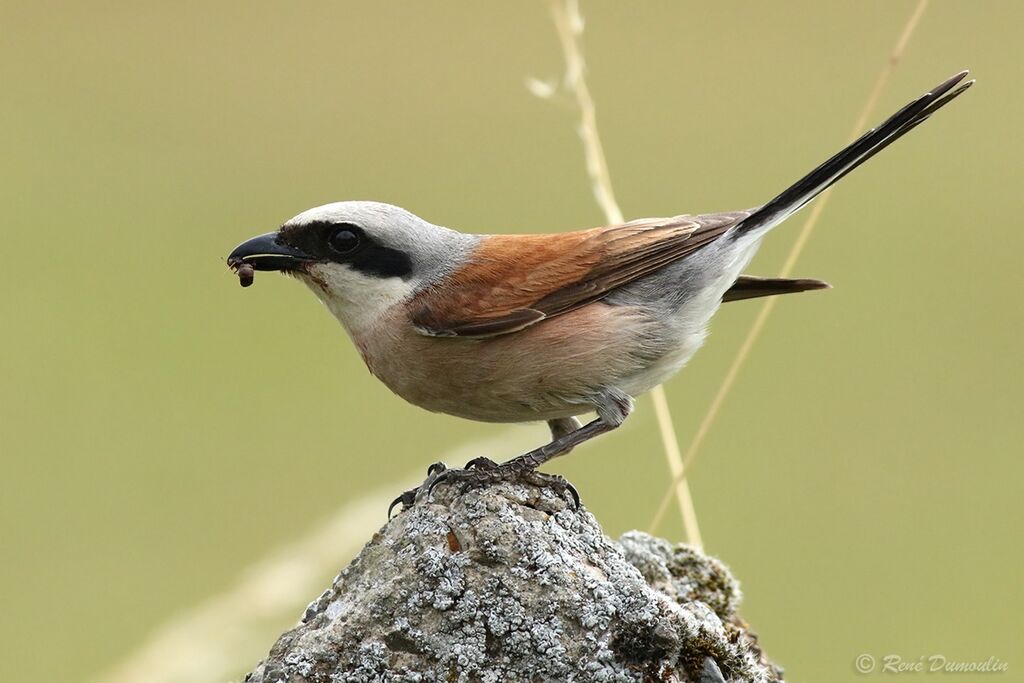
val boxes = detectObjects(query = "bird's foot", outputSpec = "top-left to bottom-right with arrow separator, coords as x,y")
387,461 -> 447,519
427,456 -> 580,508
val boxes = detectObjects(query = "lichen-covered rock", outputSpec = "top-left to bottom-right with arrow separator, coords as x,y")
245,476 -> 783,683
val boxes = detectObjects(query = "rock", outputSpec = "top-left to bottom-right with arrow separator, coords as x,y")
244,475 -> 783,683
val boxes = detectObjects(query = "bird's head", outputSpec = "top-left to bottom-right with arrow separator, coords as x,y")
228,201 -> 475,333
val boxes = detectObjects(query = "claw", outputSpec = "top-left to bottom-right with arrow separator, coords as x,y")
387,488 -> 418,520
387,495 -> 404,520
465,456 -> 498,470
426,459 -> 581,509
426,469 -> 452,499
425,457 -> 491,498
525,469 -> 580,509
388,462 -> 451,519
562,480 -> 581,509
425,463 -> 485,499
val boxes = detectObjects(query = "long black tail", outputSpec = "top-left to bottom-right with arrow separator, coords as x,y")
729,70 -> 973,240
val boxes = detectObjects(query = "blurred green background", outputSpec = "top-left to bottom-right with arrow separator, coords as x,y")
2,2 -> 1020,681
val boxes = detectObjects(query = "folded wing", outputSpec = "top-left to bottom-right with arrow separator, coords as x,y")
411,212 -> 747,338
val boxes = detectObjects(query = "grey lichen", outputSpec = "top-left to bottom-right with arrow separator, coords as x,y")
245,476 -> 782,683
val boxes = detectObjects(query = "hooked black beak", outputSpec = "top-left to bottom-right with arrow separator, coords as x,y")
227,232 -> 315,271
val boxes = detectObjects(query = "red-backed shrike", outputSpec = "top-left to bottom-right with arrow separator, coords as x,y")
228,71 -> 972,509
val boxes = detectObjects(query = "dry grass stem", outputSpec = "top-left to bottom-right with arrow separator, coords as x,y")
648,0 -> 930,533
539,0 -> 702,549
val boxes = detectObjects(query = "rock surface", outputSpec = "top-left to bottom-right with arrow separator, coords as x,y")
245,475 -> 782,683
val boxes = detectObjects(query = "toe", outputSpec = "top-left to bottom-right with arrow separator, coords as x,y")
564,481 -> 581,508
387,488 -> 419,520
465,456 -> 498,470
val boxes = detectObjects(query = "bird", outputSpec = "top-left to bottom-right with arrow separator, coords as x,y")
227,71 -> 972,511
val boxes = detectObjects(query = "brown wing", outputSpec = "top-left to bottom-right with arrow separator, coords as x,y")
411,212 -> 747,338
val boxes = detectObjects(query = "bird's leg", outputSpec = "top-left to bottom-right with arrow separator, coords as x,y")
547,416 -> 583,440
502,418 -> 615,473
503,388 -> 633,471
430,389 -> 634,506
460,417 -> 581,471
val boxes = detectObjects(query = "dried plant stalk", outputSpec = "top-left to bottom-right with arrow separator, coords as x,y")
649,0 -> 930,533
541,0 -> 703,549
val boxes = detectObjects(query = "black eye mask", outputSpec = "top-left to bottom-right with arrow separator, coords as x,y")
279,221 -> 414,280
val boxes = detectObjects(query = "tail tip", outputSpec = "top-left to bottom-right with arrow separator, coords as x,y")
937,69 -> 971,94
802,278 -> 832,291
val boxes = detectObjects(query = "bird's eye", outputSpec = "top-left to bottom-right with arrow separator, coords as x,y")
327,225 -> 361,255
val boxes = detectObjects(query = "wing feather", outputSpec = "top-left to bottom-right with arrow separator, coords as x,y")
411,212 -> 746,338
722,275 -> 830,303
